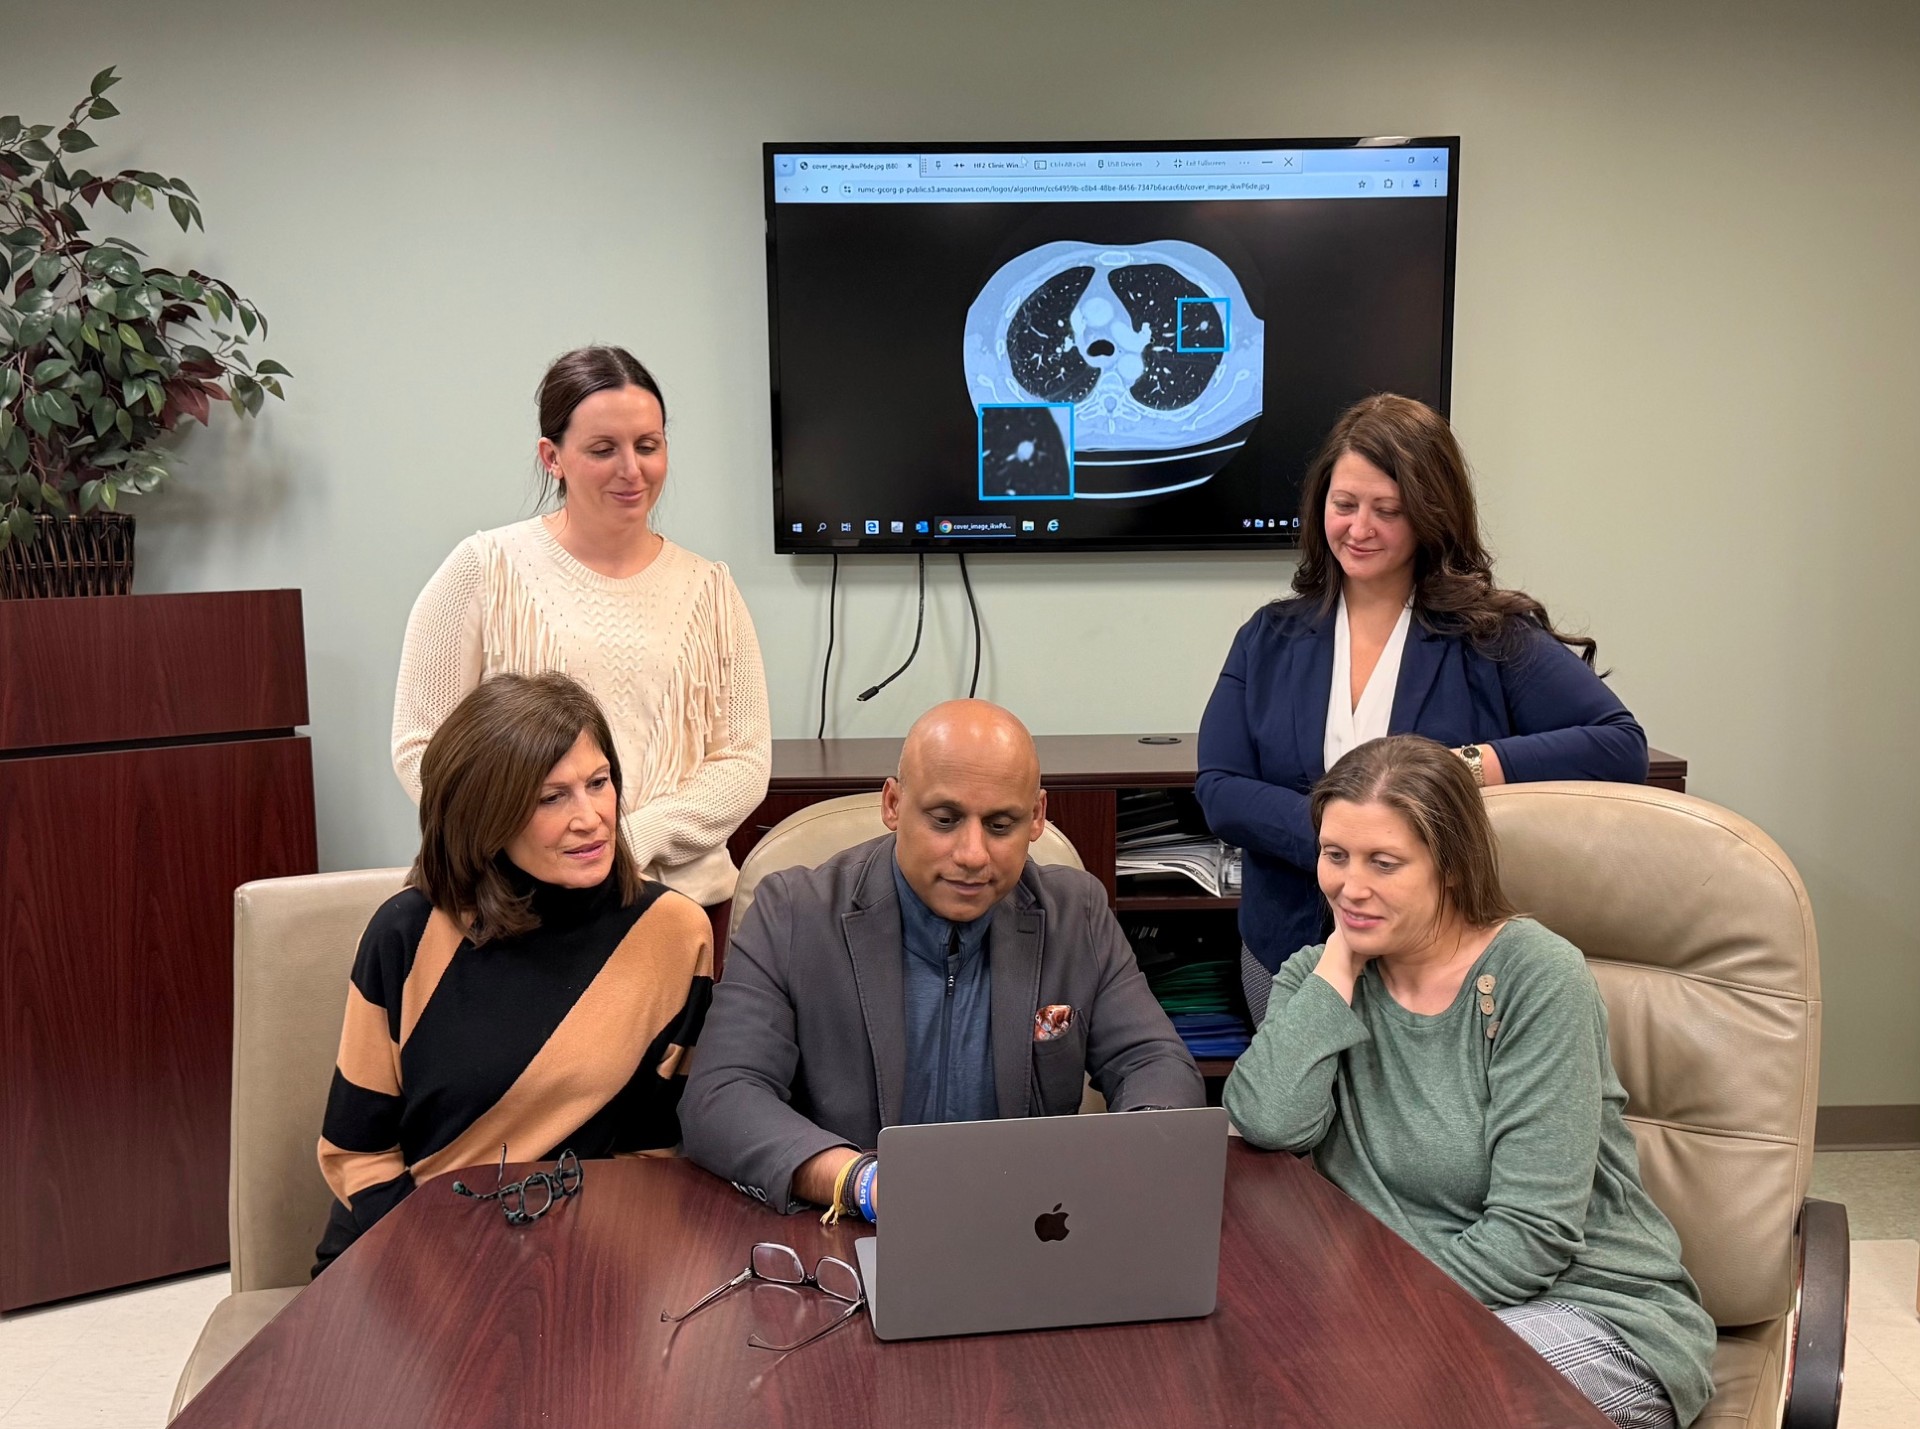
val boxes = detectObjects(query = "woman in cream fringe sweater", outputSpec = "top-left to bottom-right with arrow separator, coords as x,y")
393,346 -> 771,910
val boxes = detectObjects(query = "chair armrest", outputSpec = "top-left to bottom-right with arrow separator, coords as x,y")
1781,1197 -> 1849,1429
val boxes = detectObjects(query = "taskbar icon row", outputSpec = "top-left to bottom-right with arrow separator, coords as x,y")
789,517 -> 1064,538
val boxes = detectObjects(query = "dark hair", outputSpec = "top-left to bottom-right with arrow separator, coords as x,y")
409,672 -> 640,943
1290,394 -> 1599,666
533,346 -> 666,506
1310,734 -> 1516,931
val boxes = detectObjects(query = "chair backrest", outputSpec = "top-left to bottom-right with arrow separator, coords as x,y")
1482,782 -> 1820,1329
229,867 -> 409,1293
731,792 -> 1085,930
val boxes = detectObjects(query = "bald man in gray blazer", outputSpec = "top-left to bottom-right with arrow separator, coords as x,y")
680,701 -> 1203,1216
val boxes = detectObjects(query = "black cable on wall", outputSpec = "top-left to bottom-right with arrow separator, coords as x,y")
857,554 -> 927,702
816,553 -> 837,739
957,552 -> 981,699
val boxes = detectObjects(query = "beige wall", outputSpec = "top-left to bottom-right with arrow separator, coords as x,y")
6,0 -> 1916,1103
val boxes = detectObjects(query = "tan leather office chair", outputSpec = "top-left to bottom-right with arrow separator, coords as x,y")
169,867 -> 410,1420
1483,783 -> 1844,1429
730,791 -> 1084,930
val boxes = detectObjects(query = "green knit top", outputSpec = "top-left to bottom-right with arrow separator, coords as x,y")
1223,918 -> 1716,1425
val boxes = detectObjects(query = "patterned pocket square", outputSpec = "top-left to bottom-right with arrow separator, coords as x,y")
1033,1004 -> 1074,1042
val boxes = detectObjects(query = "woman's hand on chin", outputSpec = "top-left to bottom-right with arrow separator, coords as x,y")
1313,926 -> 1369,1005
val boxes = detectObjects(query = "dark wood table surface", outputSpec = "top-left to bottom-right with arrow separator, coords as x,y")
173,1145 -> 1609,1428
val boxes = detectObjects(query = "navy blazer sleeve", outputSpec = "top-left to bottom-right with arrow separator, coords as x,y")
1484,626 -> 1649,784
1195,614 -> 1319,871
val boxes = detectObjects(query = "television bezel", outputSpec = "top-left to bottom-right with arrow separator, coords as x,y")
763,134 -> 1461,556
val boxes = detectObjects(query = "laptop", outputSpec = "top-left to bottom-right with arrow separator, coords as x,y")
852,1106 -> 1228,1340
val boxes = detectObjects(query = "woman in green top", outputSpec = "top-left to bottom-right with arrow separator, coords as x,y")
1223,735 -> 1716,1428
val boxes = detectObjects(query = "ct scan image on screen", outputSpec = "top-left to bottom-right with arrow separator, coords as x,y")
765,139 -> 1457,553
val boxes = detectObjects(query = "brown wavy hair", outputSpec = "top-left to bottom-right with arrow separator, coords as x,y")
1290,394 -> 1598,666
409,672 -> 640,943
1311,734 -> 1516,931
533,345 -> 666,507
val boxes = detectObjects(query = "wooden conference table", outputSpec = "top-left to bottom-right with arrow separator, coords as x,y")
174,1145 -> 1610,1428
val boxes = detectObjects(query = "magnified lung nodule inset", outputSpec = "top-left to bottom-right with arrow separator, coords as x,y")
981,405 -> 1073,497
963,239 -> 1264,498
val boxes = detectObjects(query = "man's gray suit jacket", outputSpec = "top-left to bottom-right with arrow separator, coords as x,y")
679,833 -> 1205,1212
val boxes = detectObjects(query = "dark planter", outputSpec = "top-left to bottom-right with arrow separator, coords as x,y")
0,511 -> 136,598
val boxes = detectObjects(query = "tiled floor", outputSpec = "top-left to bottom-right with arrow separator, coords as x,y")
0,1269 -> 224,1427
2,1160 -> 1915,1426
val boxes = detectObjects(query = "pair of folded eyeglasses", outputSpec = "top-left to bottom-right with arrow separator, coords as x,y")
452,1146 -> 581,1225
662,1242 -> 866,1352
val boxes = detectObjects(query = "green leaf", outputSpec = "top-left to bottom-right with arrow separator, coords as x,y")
100,480 -> 117,510
40,482 -> 65,511
88,98 -> 120,121
9,504 -> 36,541
32,357 -> 73,383
90,67 -> 119,97
90,400 -> 114,436
79,479 -> 102,513
148,382 -> 165,414
110,181 -> 134,211
261,377 -> 285,400
168,194 -> 192,232
56,128 -> 97,153
135,185 -> 154,210
4,423 -> 26,467
32,254 -> 62,289
239,305 -> 257,336
43,390 -> 78,426
169,177 -> 197,200
116,322 -> 145,353
114,408 -> 132,440
0,410 -> 12,446
52,306 -> 82,347
0,116 -> 21,143
22,393 -> 50,436
0,368 -> 19,403
19,138 -> 55,163
253,358 -> 292,377
16,314 -> 53,347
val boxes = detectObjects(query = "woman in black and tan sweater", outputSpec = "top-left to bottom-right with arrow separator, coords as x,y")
314,672 -> 713,1272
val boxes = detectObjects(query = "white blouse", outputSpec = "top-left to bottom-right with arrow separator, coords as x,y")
1324,591 -> 1414,772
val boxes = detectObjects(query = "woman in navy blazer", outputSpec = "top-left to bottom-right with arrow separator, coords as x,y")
1197,396 -> 1646,1018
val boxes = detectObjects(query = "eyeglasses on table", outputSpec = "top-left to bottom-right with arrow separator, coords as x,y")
661,1241 -> 866,1352
451,1146 -> 582,1226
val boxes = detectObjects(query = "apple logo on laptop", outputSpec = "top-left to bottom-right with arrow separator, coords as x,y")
1034,1203 -> 1070,1242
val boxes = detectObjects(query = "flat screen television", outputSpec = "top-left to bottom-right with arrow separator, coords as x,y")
763,136 -> 1458,554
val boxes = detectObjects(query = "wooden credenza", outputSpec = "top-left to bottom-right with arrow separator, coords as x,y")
0,591 -> 319,1311
730,735 -> 1689,1077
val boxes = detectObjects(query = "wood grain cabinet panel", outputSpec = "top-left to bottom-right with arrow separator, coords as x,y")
0,592 -> 316,1312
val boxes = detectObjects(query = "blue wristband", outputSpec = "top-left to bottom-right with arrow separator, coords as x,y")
855,1161 -> 879,1223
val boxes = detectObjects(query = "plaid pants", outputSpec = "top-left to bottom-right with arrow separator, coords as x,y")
1495,1299 -> 1679,1429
